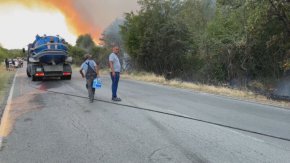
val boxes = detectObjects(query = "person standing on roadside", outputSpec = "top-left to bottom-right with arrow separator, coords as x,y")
109,46 -> 122,101
80,54 -> 99,103
5,58 -> 9,71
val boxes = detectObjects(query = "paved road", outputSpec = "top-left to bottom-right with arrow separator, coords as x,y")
0,67 -> 290,163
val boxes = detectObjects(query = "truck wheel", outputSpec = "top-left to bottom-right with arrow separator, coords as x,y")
32,76 -> 38,81
61,75 -> 71,80
66,75 -> 71,80
27,68 -> 31,77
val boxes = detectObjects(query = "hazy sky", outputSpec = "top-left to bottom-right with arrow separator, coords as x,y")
0,5 -> 77,49
0,0 -> 138,49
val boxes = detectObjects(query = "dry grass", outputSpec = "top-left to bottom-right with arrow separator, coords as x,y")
118,71 -> 290,109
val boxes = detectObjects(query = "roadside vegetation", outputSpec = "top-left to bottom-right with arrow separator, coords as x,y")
0,66 -> 13,103
119,0 -> 290,94
0,47 -> 18,106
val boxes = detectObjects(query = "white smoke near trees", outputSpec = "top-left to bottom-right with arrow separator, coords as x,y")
72,0 -> 139,33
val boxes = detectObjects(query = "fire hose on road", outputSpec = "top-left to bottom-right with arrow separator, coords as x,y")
28,83 -> 290,142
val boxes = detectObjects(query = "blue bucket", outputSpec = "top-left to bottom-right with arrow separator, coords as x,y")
93,78 -> 102,89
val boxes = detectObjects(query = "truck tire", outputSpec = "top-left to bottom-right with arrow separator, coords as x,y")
66,75 -> 71,80
61,75 -> 71,80
27,68 -> 31,77
32,75 -> 38,81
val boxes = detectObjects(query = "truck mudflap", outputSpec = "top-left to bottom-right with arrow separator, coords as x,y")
61,64 -> 72,80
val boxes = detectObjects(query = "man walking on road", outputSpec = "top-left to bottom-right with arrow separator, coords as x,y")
80,54 -> 99,103
109,46 -> 122,102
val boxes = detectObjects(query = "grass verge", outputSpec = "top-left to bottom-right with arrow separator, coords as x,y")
0,66 -> 14,109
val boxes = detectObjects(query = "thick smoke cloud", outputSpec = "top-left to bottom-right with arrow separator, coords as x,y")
72,0 -> 138,29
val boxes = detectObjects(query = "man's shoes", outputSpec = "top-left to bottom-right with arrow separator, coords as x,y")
112,97 -> 122,102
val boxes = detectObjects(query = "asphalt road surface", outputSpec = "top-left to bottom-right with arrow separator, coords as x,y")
0,67 -> 290,163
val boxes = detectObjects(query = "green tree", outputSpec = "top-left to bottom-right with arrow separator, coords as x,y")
121,0 -> 194,77
204,0 -> 290,83
73,34 -> 107,66
204,0 -> 248,82
76,34 -> 96,52
245,0 -> 290,78
68,45 -> 86,65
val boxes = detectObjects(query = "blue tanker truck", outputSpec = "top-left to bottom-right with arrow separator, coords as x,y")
26,35 -> 72,81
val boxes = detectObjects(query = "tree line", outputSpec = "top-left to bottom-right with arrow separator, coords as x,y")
68,34 -> 110,67
119,0 -> 290,85
0,46 -> 25,63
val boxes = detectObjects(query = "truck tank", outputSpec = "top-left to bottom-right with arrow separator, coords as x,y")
26,35 -> 72,81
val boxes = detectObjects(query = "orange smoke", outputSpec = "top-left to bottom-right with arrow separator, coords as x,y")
45,0 -> 101,44
0,0 -> 101,44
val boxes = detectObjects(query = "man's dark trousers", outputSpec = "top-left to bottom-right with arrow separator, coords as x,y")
86,76 -> 96,102
110,72 -> 120,98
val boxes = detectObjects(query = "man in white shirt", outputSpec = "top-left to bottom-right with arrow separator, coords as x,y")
109,47 -> 122,101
